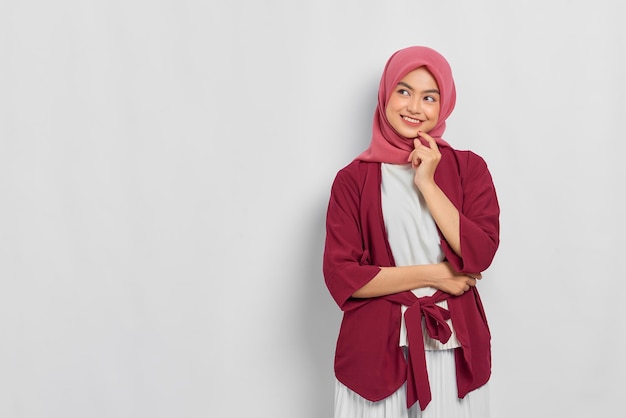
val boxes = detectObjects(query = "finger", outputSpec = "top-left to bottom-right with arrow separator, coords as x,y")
411,145 -> 438,163
418,130 -> 439,150
411,151 -> 435,169
413,138 -> 432,154
408,150 -> 421,168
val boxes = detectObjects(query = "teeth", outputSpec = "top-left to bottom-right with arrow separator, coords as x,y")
403,116 -> 422,123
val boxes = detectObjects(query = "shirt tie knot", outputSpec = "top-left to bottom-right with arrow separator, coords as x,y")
385,290 -> 452,410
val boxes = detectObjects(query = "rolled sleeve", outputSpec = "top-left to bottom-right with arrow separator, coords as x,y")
323,170 -> 381,310
442,152 -> 500,273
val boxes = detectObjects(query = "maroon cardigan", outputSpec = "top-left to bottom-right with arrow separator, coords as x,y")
323,147 -> 499,410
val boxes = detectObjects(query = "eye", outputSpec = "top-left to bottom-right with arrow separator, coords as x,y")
424,95 -> 438,102
397,89 -> 410,96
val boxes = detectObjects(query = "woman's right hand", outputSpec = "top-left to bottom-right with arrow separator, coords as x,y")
434,262 -> 482,296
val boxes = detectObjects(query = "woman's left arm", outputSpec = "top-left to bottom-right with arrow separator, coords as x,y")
409,132 -> 462,255
408,131 -> 500,272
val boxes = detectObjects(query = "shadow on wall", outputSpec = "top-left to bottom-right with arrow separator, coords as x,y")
297,198 -> 342,418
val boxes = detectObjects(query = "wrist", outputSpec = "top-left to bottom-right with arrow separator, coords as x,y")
415,178 -> 438,193
421,263 -> 444,287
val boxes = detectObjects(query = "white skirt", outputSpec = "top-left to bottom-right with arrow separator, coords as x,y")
334,349 -> 490,418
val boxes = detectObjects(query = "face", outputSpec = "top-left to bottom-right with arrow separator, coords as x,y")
385,67 -> 441,139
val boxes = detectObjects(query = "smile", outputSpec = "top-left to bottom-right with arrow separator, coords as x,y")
402,116 -> 423,124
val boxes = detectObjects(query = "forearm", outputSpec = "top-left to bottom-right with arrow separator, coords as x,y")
352,263 -> 443,298
418,182 -> 461,257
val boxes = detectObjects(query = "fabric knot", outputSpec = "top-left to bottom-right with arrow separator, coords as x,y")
384,290 -> 452,410
418,296 -> 452,344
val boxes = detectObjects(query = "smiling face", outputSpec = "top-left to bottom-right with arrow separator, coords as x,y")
384,67 -> 441,139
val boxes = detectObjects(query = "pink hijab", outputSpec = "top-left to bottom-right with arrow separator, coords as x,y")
356,46 -> 457,164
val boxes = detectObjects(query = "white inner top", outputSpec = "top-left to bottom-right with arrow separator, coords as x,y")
380,163 -> 460,350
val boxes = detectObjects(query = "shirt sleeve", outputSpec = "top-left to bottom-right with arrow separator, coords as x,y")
441,152 -> 500,274
323,168 -> 381,311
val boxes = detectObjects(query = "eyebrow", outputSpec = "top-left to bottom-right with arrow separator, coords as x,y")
397,81 -> 440,95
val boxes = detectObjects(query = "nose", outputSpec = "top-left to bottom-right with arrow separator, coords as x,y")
407,97 -> 422,114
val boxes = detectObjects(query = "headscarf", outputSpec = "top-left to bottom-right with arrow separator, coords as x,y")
356,46 -> 457,164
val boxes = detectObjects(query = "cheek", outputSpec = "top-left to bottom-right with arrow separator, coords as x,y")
429,105 -> 441,122
385,95 -> 401,113
384,104 -> 395,122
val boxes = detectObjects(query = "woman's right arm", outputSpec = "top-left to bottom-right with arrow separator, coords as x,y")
352,262 -> 479,298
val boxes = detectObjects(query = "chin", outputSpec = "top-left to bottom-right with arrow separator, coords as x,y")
401,131 -> 419,139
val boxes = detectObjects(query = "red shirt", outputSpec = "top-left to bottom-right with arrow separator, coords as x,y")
323,147 -> 499,410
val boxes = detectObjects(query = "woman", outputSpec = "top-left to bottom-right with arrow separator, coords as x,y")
323,46 -> 500,418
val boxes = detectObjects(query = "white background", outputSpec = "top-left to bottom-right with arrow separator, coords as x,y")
1,1 -> 624,417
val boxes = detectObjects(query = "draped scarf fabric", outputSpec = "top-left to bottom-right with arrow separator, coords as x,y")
356,46 -> 457,164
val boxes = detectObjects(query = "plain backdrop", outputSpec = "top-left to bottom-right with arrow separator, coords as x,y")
1,1 -> 625,417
